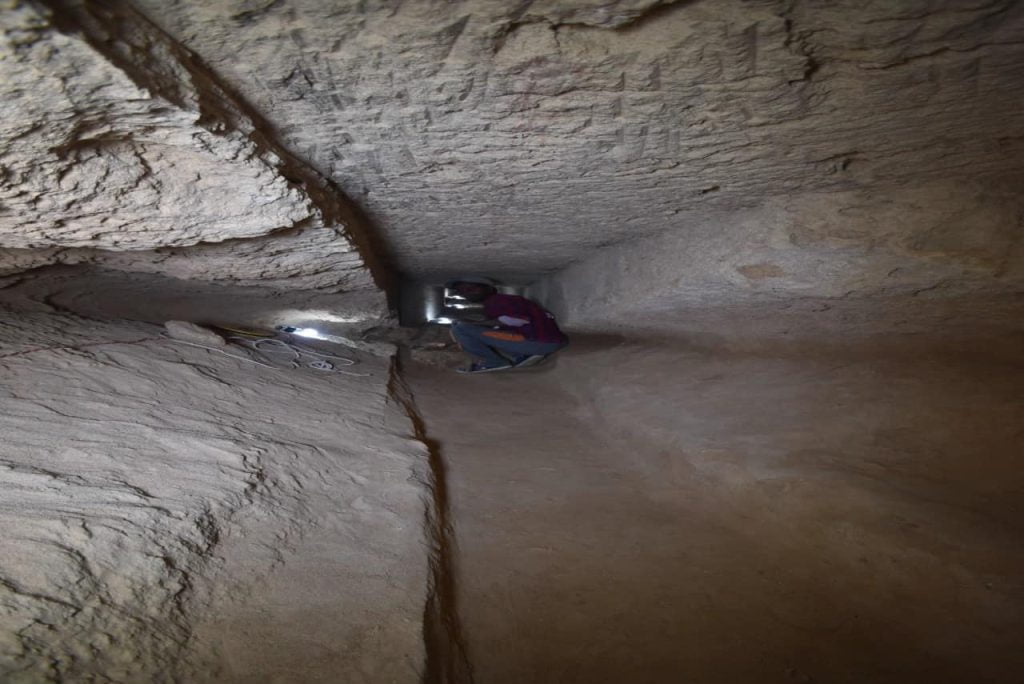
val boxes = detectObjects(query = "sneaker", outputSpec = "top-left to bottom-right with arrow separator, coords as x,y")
456,361 -> 513,374
512,354 -> 548,368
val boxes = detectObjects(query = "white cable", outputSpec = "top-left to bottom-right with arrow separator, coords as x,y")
162,334 -> 281,369
162,334 -> 370,377
240,337 -> 368,376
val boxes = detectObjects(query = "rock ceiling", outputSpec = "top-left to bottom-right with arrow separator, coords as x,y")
135,0 -> 1024,278
2,0 -> 1023,288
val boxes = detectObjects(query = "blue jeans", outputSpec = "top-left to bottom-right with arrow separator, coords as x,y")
451,323 -> 565,367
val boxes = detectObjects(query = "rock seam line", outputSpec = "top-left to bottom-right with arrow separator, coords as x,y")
35,0 -> 398,297
387,356 -> 474,684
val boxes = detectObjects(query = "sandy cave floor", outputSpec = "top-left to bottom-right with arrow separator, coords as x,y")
406,335 -> 1024,683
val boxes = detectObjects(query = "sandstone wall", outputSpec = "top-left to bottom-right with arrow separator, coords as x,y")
534,175 -> 1024,337
0,0 -> 383,297
0,306 -> 428,681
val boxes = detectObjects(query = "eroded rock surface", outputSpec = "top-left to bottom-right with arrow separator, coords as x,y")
135,0 -> 1024,282
0,0 -> 380,298
534,176 -> 1024,336
0,305 -> 428,682
2,1 -> 1023,680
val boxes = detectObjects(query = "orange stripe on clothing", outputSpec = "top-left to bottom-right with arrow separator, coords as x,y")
482,330 -> 526,342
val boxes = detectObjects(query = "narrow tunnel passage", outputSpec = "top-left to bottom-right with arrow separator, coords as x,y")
2,0 -> 1023,681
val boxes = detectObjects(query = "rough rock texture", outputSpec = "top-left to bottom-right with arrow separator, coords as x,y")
135,0 -> 1024,283
532,176 -> 1024,336
3,0 -> 1024,680
164,319 -> 226,346
0,0 -> 382,297
0,304 -> 428,682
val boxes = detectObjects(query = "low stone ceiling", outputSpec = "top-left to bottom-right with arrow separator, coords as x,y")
2,0 -> 1023,297
133,0 -> 1024,279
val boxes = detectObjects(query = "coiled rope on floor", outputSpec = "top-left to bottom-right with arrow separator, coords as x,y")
163,334 -> 370,377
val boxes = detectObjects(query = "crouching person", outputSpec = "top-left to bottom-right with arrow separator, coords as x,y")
446,278 -> 568,374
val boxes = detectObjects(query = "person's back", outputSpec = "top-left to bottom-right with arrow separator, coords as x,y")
482,293 -> 567,345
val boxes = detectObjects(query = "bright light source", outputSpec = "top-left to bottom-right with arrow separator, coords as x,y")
305,311 -> 369,324
276,309 -> 370,324
293,328 -> 327,340
431,317 -> 454,325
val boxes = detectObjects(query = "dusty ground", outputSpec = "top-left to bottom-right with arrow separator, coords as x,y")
408,334 -> 1024,683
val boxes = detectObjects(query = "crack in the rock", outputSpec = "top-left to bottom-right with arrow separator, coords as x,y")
387,356 -> 473,684
34,0 -> 400,299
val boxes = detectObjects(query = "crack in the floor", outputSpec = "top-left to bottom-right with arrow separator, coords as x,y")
388,355 -> 474,684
